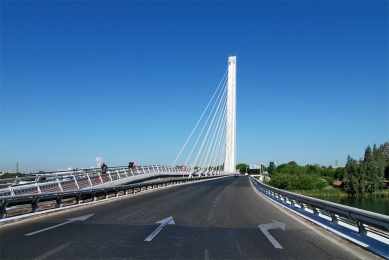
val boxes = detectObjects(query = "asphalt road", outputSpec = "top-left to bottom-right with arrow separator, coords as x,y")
0,176 -> 378,259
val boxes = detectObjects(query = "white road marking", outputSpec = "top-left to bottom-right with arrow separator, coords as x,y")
169,237 -> 197,241
32,242 -> 71,260
25,214 -> 94,236
144,216 -> 175,242
118,208 -> 145,220
258,219 -> 286,249
236,240 -> 243,256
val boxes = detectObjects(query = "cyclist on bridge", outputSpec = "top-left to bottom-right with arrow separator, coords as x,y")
128,162 -> 136,168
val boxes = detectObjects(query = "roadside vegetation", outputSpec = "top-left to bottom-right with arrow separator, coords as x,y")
0,170 -> 45,180
0,172 -> 27,179
237,142 -> 389,197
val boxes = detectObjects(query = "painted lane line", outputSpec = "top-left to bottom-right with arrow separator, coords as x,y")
258,219 -> 286,249
169,237 -> 197,241
32,242 -> 71,260
144,216 -> 175,242
118,208 -> 145,221
25,214 -> 94,236
205,249 -> 209,260
235,240 -> 243,256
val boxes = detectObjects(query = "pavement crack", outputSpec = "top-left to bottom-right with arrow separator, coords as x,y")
134,243 -> 150,259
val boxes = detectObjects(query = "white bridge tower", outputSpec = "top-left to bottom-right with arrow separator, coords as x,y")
224,56 -> 236,173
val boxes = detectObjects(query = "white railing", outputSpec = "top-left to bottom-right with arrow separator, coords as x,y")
0,165 -> 231,198
0,165 -> 225,197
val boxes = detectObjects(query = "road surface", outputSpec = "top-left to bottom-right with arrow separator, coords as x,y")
0,176 -> 377,259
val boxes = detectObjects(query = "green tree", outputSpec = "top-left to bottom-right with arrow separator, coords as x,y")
268,173 -> 296,190
377,142 -> 389,180
356,158 -> 368,195
364,145 -> 375,193
321,166 -> 335,180
343,155 -> 358,194
305,164 -> 319,175
343,143 -> 388,195
372,144 -> 386,190
356,144 -> 385,194
267,161 -> 277,176
296,174 -> 315,190
236,163 -> 248,174
334,167 -> 345,180
277,161 -> 304,175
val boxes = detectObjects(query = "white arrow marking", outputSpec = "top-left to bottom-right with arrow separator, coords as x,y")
144,216 -> 175,242
258,219 -> 286,249
25,214 -> 94,236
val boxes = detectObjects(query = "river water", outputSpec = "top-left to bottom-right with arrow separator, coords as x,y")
309,195 -> 389,215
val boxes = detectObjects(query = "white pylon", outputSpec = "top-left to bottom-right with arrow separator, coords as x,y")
224,56 -> 236,173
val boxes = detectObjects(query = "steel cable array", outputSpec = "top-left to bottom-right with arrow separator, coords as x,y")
172,69 -> 229,173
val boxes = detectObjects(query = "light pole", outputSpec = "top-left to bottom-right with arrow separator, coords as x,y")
259,163 -> 264,175
245,166 -> 248,175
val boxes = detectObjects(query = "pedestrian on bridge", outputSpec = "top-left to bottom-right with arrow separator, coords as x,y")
101,163 -> 108,174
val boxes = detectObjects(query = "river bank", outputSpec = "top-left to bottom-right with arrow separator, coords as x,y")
291,187 -> 389,215
293,187 -> 389,197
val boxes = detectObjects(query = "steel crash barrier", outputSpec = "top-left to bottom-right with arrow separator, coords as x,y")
250,176 -> 389,259
0,175 -> 225,222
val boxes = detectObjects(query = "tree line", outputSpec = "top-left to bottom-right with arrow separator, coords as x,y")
0,172 -> 27,179
237,142 -> 389,195
260,161 -> 338,191
343,142 -> 389,195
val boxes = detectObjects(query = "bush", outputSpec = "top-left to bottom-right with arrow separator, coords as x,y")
316,178 -> 328,189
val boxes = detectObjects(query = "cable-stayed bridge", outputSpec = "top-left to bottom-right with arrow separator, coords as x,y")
0,56 -> 238,196
0,56 -> 388,259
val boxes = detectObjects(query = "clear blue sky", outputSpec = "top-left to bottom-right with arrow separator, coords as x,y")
1,1 -> 388,173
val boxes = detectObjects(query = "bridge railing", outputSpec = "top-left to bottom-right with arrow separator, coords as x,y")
250,176 -> 389,259
0,165 -> 184,196
0,166 -> 230,198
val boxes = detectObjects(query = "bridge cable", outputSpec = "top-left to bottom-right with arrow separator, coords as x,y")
172,69 -> 228,168
197,84 -> 228,171
191,77 -> 228,169
207,93 -> 227,172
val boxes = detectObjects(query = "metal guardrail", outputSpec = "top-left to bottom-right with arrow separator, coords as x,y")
0,175 -> 226,221
250,176 -> 389,259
